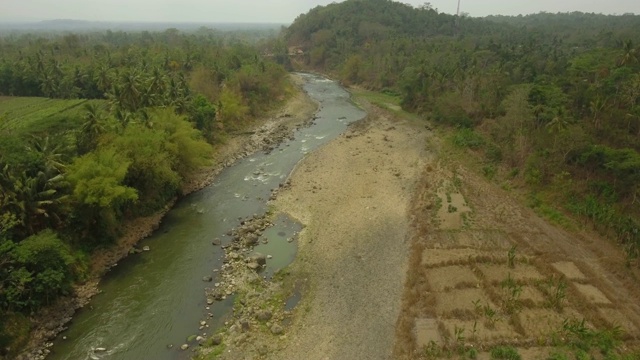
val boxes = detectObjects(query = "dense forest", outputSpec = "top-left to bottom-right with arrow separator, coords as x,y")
0,28 -> 290,354
286,0 -> 640,262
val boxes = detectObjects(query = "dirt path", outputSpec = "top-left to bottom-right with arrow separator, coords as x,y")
262,106 -> 429,360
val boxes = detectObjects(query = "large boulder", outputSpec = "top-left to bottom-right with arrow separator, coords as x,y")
247,252 -> 267,266
256,310 -> 272,322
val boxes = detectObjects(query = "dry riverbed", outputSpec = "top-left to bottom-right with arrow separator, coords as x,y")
197,94 -> 640,360
196,101 -> 430,359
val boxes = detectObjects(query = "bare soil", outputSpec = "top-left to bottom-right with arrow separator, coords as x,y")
393,137 -> 640,359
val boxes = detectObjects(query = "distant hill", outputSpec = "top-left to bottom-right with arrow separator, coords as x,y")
285,0 -> 502,45
284,0 -> 507,72
0,20 -> 285,33
284,0 -> 640,76
282,0 -> 640,265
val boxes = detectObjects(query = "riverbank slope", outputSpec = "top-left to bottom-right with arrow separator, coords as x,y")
15,74 -> 318,360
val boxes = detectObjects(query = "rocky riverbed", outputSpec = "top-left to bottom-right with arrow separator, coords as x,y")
194,99 -> 430,360
192,193 -> 301,358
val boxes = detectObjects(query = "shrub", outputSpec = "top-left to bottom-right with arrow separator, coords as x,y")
453,128 -> 485,149
1,230 -> 78,311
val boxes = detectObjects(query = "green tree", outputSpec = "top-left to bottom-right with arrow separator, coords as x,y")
67,149 -> 138,244
77,103 -> 107,155
1,230 -> 78,310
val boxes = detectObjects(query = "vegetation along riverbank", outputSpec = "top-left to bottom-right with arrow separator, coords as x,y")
0,27 -> 316,359
195,1 -> 640,359
4,0 -> 640,359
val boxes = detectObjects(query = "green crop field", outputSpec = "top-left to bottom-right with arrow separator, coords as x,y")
0,97 -> 104,134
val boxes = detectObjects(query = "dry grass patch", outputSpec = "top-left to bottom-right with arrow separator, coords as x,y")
421,248 -> 496,267
551,261 -> 587,281
414,318 -> 443,348
519,286 -> 547,306
598,308 -> 640,337
477,263 -> 545,284
518,308 -> 583,338
435,288 -> 494,316
572,283 -> 612,305
441,318 -> 516,343
426,266 -> 479,292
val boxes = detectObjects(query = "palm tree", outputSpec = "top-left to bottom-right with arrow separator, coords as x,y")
545,108 -> 569,150
26,135 -> 68,174
94,62 -> 113,94
77,103 -> 106,154
18,170 -> 68,235
589,96 -> 609,130
114,107 -> 134,132
39,70 -> 58,98
619,40 -> 638,66
119,69 -> 143,111
0,165 -> 67,236
146,67 -> 167,106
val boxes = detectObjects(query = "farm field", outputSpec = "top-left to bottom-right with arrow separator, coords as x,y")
394,156 -> 640,359
0,96 -> 103,134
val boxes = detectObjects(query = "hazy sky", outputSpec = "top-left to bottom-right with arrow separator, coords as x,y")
1,0 -> 639,23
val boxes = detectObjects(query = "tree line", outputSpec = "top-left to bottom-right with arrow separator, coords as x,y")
0,28 -> 289,355
285,0 -> 640,260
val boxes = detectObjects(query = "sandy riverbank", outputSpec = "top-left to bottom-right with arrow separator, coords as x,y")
206,100 -> 431,360
271,106 -> 428,360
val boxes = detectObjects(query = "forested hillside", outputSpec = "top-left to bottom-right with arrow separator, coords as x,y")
286,0 -> 640,261
0,28 -> 289,355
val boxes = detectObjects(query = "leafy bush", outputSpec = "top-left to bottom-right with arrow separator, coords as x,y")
453,128 -> 485,149
1,230 -> 79,311
490,346 -> 521,360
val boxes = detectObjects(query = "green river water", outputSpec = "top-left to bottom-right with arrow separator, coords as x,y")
48,74 -> 365,360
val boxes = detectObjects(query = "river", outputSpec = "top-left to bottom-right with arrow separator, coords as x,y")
48,74 -> 366,360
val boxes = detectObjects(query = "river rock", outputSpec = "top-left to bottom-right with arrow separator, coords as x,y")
202,276 -> 213,282
256,310 -> 272,322
247,252 -> 267,266
244,233 -> 259,246
240,319 -> 250,332
270,324 -> 284,335
180,344 -> 189,350
206,297 -> 214,305
142,246 -> 150,251
196,336 -> 204,342
210,334 -> 223,345
94,347 -> 107,352
212,238 -> 221,246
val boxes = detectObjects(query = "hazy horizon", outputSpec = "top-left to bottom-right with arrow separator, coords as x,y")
1,0 -> 639,24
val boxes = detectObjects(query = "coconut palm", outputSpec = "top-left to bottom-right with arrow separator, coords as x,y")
119,69 -> 144,111
619,40 -> 638,66
94,62 -> 113,94
77,103 -> 106,154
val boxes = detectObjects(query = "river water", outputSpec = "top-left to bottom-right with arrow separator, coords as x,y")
48,74 -> 366,360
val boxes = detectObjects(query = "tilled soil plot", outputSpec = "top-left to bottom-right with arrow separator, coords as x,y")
394,160 -> 640,359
